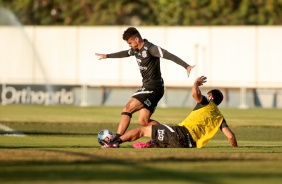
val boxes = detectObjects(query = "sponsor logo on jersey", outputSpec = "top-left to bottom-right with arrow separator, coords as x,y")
139,66 -> 147,70
144,98 -> 151,107
158,129 -> 165,141
136,56 -> 147,70
136,58 -> 141,65
142,50 -> 147,58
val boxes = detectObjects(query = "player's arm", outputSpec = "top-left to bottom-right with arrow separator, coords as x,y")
149,46 -> 195,77
192,76 -> 207,103
95,50 -> 132,60
222,126 -> 238,147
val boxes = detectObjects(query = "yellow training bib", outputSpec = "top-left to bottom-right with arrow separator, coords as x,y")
178,101 -> 224,148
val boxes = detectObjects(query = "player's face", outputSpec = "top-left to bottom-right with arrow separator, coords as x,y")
207,93 -> 214,101
126,36 -> 139,50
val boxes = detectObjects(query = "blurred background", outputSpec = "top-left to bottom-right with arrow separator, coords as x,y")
0,0 -> 282,108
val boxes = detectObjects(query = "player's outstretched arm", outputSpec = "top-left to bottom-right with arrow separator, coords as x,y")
222,127 -> 238,147
154,48 -> 195,77
192,76 -> 207,103
96,50 -> 131,59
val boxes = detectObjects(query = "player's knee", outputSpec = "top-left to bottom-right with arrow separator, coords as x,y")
138,121 -> 148,126
138,117 -> 149,126
149,120 -> 159,126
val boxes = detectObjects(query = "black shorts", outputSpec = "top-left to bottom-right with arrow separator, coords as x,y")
151,124 -> 196,148
132,86 -> 164,113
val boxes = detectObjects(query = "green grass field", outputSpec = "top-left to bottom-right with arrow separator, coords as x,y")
0,105 -> 282,184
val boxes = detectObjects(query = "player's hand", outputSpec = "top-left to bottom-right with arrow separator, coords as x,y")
95,53 -> 106,60
186,65 -> 196,77
195,76 -> 207,86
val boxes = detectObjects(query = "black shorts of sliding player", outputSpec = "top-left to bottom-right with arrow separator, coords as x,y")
151,124 -> 195,148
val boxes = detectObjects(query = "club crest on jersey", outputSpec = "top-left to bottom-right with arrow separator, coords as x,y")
142,50 -> 147,58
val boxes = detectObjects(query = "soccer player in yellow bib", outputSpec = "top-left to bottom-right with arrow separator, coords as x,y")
103,76 -> 238,148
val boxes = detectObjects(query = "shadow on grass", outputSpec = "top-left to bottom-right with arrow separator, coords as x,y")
1,164 -> 281,183
1,149 -> 282,183
1,144 -> 282,149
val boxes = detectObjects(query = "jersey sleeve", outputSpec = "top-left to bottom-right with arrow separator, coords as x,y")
148,45 -> 166,58
220,119 -> 229,131
106,49 -> 133,58
200,95 -> 209,105
163,51 -> 190,69
148,45 -> 190,69
193,95 -> 209,110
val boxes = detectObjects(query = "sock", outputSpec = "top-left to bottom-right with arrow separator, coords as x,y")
116,138 -> 123,144
112,134 -> 121,142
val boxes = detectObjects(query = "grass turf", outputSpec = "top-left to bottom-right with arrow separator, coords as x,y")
0,105 -> 281,184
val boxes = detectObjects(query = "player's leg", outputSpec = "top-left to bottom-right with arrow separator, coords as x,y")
102,124 -> 152,148
138,108 -> 159,126
113,86 -> 163,141
103,123 -> 152,149
136,86 -> 164,127
120,125 -> 152,142
116,97 -> 144,136
126,125 -> 156,148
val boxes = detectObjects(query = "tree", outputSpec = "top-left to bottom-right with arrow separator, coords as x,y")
0,0 -> 281,26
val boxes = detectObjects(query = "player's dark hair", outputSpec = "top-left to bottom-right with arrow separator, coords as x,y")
123,27 -> 141,41
208,89 -> 223,106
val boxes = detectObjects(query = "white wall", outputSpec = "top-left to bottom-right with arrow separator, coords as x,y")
1,26 -> 281,88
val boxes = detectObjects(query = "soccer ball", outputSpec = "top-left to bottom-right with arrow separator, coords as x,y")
97,129 -> 115,145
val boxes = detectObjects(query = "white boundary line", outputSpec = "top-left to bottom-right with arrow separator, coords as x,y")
0,124 -> 26,137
